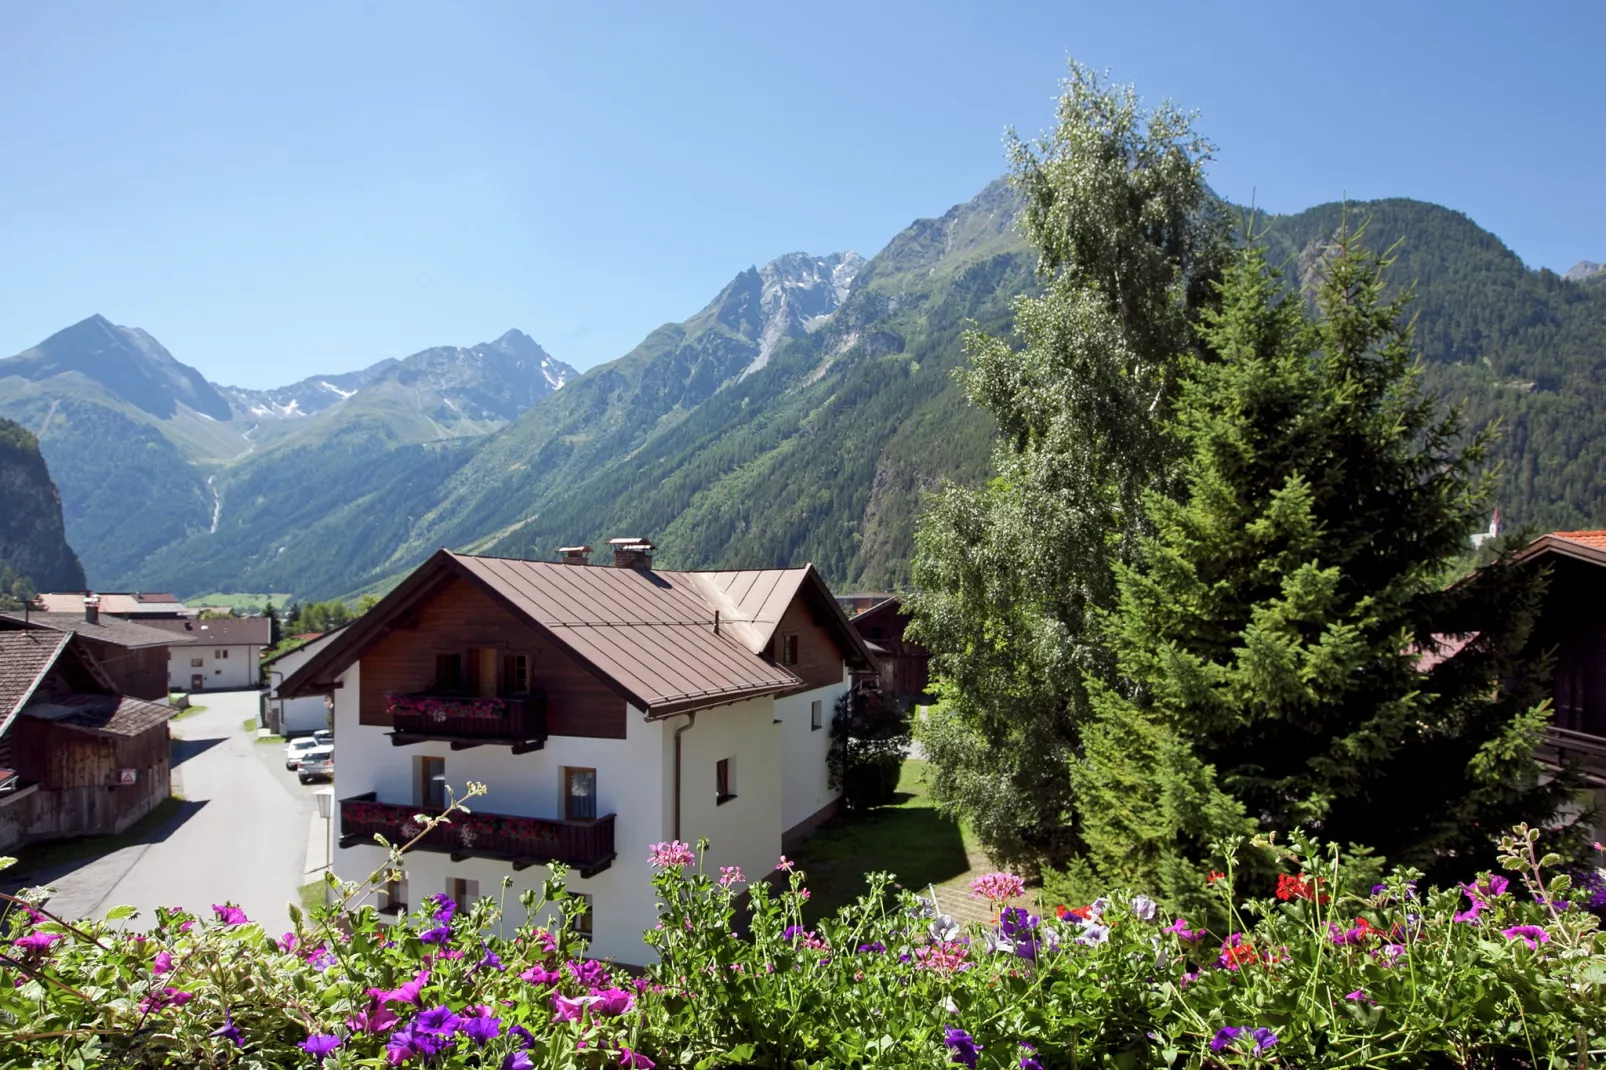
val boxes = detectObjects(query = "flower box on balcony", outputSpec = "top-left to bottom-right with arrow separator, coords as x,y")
337,792 -> 616,877
384,692 -> 547,752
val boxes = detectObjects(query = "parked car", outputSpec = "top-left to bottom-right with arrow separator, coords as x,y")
312,729 -> 333,747
297,745 -> 334,785
285,737 -> 321,770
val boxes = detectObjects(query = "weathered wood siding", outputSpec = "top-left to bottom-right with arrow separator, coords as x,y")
5,718 -> 171,839
80,639 -> 171,701
358,576 -> 627,738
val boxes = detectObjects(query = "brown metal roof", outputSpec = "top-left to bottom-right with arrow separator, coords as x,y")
21,693 -> 174,738
449,553 -> 802,716
278,549 -> 877,716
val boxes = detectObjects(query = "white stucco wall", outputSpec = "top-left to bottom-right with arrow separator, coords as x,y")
330,660 -> 793,964
169,644 -> 260,691
332,660 -> 671,964
775,672 -> 849,834
267,640 -> 334,735
671,696 -> 784,901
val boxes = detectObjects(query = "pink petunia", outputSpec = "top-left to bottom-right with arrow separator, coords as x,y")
1502,925 -> 1551,950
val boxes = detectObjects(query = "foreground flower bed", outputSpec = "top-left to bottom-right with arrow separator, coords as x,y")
2,811 -> 1603,1068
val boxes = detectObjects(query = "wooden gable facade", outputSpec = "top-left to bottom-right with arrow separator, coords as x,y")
358,574 -> 627,739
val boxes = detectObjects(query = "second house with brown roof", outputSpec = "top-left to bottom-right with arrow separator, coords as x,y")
279,539 -> 876,963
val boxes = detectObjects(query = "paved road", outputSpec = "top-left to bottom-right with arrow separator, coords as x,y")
21,690 -> 317,934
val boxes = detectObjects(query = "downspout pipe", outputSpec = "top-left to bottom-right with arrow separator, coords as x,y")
672,712 -> 696,842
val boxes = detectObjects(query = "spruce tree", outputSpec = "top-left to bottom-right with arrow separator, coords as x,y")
1074,224 -> 1571,899
908,63 -> 1227,870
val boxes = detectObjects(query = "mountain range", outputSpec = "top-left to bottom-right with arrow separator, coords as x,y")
1,179 -> 1603,602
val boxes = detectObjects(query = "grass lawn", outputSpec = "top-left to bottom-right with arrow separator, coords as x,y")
791,759 -> 986,923
256,734 -> 285,745
169,704 -> 208,721
7,796 -> 185,878
299,880 -> 327,914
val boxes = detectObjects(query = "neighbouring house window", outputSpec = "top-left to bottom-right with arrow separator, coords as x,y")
222,649 -> 230,659
448,877 -> 479,913
417,756 -> 447,810
567,893 -> 593,937
465,647 -> 499,698
564,767 -> 597,821
434,653 -> 463,693
811,699 -> 822,731
779,633 -> 800,665
190,658 -> 204,668
716,757 -> 736,804
382,877 -> 408,914
503,654 -> 530,695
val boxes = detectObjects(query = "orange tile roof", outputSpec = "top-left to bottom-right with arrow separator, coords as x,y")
1550,531 -> 1606,551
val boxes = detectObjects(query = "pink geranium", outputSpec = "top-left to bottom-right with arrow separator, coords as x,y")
969,872 -> 1025,906
648,840 -> 696,868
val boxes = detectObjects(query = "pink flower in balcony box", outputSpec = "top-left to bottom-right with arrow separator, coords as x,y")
968,872 -> 1025,906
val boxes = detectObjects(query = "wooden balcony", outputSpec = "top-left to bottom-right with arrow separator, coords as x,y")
338,793 -> 616,877
1543,726 -> 1606,787
386,692 -> 547,753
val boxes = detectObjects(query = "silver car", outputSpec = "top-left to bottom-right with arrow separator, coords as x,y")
297,745 -> 334,785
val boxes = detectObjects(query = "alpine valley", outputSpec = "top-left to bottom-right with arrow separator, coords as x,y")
2,180 -> 1604,602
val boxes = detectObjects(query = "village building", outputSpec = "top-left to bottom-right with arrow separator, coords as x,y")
262,627 -> 347,736
845,596 -> 931,708
0,630 -> 173,851
1,597 -> 192,701
279,540 -> 876,963
145,616 -> 271,692
34,591 -> 195,620
1517,531 -> 1606,815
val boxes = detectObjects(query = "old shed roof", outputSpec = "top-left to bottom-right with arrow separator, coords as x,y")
280,549 -> 874,717
145,616 -> 272,646
1517,530 -> 1606,569
20,694 -> 173,738
0,611 -> 193,649
0,630 -> 71,725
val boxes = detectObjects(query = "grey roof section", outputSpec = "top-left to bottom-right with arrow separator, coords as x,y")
1,611 -> 194,649
21,693 -> 174,737
145,616 -> 272,646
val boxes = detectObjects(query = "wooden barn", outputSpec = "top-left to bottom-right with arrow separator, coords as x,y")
1,601 -> 189,701
846,596 -> 931,708
0,630 -> 173,851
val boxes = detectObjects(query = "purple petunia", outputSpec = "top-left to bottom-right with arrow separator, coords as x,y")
459,1005 -> 501,1046
418,926 -> 452,945
387,1020 -> 454,1063
1019,1040 -> 1044,1070
1163,918 -> 1205,944
944,1026 -> 982,1068
565,958 -> 610,988
371,969 -> 430,1007
1210,1027 -> 1244,1052
1253,1028 -> 1279,1051
502,1052 -> 535,1070
426,892 -> 457,922
477,949 -> 505,972
211,904 -> 248,926
300,1034 -> 341,1060
1502,925 -> 1551,950
618,1045 -> 656,1069
1346,989 -> 1375,1003
210,1010 -> 243,1048
416,1004 -> 462,1035
520,964 -> 560,985
14,931 -> 63,952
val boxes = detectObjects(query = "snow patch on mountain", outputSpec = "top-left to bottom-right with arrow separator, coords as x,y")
740,251 -> 864,380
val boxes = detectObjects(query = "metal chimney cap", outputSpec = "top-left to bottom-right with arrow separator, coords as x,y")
606,536 -> 655,548
557,545 -> 594,554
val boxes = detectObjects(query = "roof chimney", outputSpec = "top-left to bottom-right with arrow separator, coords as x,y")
558,545 -> 593,566
608,537 -> 655,570
83,594 -> 100,626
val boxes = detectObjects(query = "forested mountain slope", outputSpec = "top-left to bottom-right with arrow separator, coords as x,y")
0,417 -> 84,597
8,185 -> 1603,603
1257,200 -> 1606,533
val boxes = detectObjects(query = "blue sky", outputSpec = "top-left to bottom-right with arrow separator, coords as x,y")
1,2 -> 1600,387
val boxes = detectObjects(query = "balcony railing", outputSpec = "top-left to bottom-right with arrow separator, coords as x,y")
338,793 -> 616,877
386,692 -> 547,753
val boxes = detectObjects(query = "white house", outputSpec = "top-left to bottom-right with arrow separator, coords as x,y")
262,627 -> 348,736
147,617 -> 271,691
278,541 -> 876,964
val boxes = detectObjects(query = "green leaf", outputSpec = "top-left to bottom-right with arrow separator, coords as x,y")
104,905 -> 137,920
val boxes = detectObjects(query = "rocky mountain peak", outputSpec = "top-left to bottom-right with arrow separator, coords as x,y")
1565,260 -> 1605,282
2,315 -> 233,422
743,251 -> 864,377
